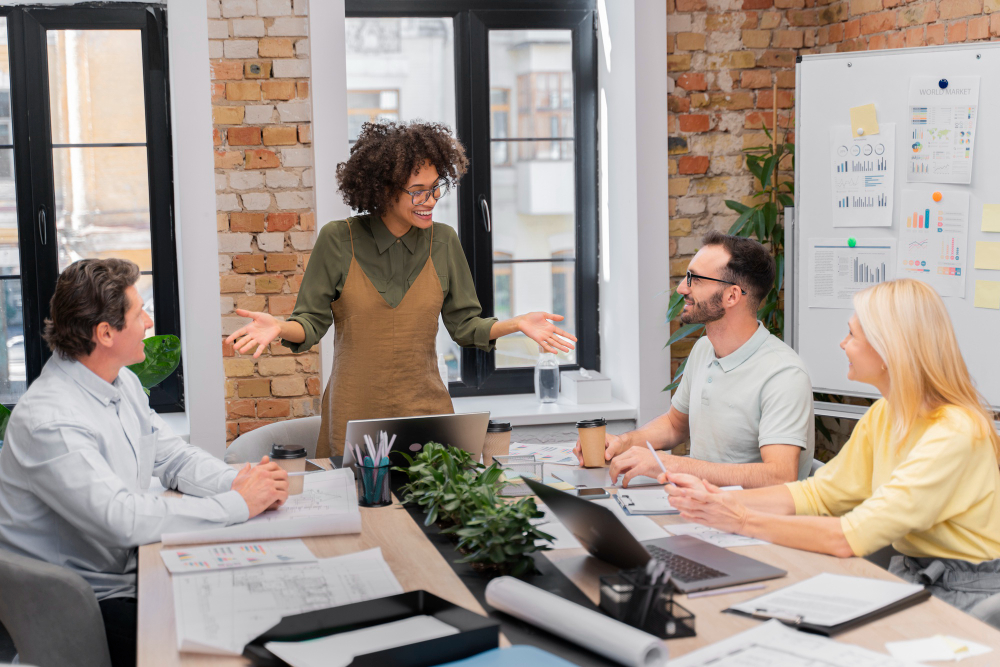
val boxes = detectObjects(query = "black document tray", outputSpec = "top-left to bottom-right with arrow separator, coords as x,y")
243,590 -> 499,667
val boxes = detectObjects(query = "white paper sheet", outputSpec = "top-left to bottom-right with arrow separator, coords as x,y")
830,124 -> 895,227
809,238 -> 896,308
907,76 -> 979,184
553,467 -> 660,488
162,469 -> 361,546
265,616 -> 459,667
671,619 -> 920,667
898,189 -> 969,298
172,547 -> 403,655
616,488 -> 678,515
485,577 -> 667,667
509,442 -> 579,465
728,573 -> 925,628
665,524 -> 768,548
160,539 -> 317,574
886,635 -> 992,662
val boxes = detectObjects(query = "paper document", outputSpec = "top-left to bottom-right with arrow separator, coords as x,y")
509,442 -> 578,465
886,635 -> 992,662
728,573 -> 925,628
671,619 -> 920,667
899,189 -> 969,298
907,76 -> 979,184
162,469 -> 361,546
160,539 -> 317,574
265,615 -> 459,667
809,238 -> 896,308
172,547 -> 403,655
829,124 -> 895,227
666,524 -> 768,549
553,467 -> 660,488
615,488 -> 677,515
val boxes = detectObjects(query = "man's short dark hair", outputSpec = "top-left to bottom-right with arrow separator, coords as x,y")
701,230 -> 775,312
43,258 -> 141,360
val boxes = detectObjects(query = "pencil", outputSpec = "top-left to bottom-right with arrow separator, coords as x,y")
687,583 -> 766,599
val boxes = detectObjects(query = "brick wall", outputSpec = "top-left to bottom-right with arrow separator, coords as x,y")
207,0 -> 320,444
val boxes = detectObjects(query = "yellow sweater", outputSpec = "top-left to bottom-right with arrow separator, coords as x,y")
786,399 -> 1000,561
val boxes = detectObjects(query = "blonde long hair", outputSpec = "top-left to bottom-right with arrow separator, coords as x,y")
853,279 -> 1000,460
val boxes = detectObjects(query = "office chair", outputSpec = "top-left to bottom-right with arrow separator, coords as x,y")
970,592 -> 1000,631
224,416 -> 321,463
0,548 -> 111,667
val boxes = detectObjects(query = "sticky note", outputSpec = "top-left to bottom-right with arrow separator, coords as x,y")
974,241 -> 1000,270
850,103 -> 879,137
982,204 -> 1000,233
974,281 -> 1000,309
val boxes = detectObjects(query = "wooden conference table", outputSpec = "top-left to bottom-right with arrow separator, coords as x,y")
137,469 -> 1000,666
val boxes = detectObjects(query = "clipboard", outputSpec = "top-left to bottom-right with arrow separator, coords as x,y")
725,585 -> 931,636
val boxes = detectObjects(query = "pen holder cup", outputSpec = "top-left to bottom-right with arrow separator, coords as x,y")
493,455 -> 544,498
356,462 -> 392,508
599,570 -> 696,640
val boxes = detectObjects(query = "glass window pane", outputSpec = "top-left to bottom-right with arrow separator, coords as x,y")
47,30 -> 147,145
494,260 -> 576,369
52,146 -> 152,272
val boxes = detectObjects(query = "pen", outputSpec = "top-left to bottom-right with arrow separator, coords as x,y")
647,441 -> 667,475
686,583 -> 766,599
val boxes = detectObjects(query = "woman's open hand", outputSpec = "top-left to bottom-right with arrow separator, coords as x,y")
664,472 -> 751,535
226,309 -> 282,358
517,312 -> 578,354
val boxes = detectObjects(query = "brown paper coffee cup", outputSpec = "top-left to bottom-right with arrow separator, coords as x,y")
576,418 -> 607,468
483,421 -> 512,466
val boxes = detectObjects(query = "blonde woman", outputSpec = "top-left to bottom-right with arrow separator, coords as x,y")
664,279 -> 1000,612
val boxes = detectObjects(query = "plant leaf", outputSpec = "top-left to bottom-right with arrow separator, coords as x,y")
126,335 -> 182,391
665,323 -> 704,347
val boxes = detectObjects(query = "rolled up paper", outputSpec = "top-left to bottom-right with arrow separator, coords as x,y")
485,576 -> 668,667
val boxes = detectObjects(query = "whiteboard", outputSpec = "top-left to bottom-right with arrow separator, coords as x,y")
792,44 -> 1000,410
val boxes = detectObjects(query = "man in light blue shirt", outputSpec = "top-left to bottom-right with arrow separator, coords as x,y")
0,259 -> 289,667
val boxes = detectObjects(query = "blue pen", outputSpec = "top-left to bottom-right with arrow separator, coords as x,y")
363,455 -> 375,504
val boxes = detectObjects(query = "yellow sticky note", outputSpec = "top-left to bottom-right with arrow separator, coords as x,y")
974,280 -> 1000,309
983,204 -> 1000,233
974,241 -> 1000,270
850,103 -> 879,137
546,481 -> 576,491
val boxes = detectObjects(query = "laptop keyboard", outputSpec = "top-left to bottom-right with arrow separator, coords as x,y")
647,545 -> 727,582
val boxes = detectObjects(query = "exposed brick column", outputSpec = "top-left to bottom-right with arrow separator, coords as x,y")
208,0 -> 320,444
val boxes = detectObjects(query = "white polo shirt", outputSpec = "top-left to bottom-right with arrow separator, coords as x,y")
672,323 -> 815,480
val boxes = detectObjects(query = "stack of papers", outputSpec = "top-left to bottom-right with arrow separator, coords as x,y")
886,636 -> 992,662
509,442 -> 578,465
172,547 -> 403,655
160,539 -> 316,573
162,469 -> 361,546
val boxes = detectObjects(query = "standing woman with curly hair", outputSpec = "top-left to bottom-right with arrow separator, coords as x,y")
226,121 -> 576,457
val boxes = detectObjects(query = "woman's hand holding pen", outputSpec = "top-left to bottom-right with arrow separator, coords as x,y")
663,472 -> 751,535
227,309 -> 282,358
516,312 -> 578,354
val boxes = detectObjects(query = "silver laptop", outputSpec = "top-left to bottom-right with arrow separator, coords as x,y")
343,412 -> 490,467
524,477 -> 786,593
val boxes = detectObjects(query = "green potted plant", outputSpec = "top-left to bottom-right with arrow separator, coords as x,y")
396,442 -> 503,528
445,496 -> 554,577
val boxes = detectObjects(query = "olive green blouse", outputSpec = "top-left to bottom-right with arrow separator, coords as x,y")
282,215 -> 498,354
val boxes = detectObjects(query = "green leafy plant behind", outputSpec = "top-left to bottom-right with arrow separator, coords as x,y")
0,404 -> 9,442
445,496 -> 553,577
664,127 -> 793,392
127,334 -> 182,396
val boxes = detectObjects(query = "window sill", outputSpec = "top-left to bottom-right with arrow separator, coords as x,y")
452,393 -> 637,427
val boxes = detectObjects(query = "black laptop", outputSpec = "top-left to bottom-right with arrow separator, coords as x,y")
524,477 -> 786,593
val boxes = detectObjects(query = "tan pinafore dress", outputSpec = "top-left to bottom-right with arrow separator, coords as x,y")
315,220 -> 454,457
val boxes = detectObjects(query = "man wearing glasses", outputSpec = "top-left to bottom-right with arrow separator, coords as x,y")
227,120 -> 576,457
582,231 -> 815,488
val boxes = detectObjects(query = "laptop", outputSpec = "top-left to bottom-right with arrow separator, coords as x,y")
524,477 -> 786,593
342,412 -> 491,467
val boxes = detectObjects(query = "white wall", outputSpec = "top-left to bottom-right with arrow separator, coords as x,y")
598,0 -> 671,425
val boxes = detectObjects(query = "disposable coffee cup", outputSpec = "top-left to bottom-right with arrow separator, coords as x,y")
576,418 -> 607,468
483,421 -> 512,467
270,444 -> 307,495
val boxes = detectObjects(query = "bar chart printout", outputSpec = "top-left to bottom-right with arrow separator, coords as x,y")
809,238 -> 896,308
899,189 -> 969,298
829,125 -> 895,227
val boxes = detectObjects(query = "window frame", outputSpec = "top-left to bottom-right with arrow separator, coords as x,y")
2,4 -> 183,411
346,0 -> 599,397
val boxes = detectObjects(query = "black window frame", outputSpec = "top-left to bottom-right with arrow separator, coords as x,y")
346,0 -> 599,397
2,3 -> 183,411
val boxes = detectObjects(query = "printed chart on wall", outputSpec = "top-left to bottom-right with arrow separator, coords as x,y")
829,124 -> 895,227
808,238 -> 896,308
907,76 -> 979,184
899,189 -> 969,298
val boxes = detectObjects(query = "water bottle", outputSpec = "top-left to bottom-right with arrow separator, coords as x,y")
534,352 -> 559,403
438,353 -> 450,388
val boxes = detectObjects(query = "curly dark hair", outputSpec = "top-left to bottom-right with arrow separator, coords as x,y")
336,120 -> 469,215
43,258 -> 140,360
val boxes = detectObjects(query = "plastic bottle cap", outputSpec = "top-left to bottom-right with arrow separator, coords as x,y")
848,237 -> 857,248
932,191 -> 943,202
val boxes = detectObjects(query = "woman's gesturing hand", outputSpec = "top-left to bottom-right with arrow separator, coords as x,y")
517,312 -> 578,354
226,309 -> 282,359
663,472 -> 751,535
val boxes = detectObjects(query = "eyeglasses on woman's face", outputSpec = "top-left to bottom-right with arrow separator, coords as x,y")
685,270 -> 747,296
403,180 -> 450,206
